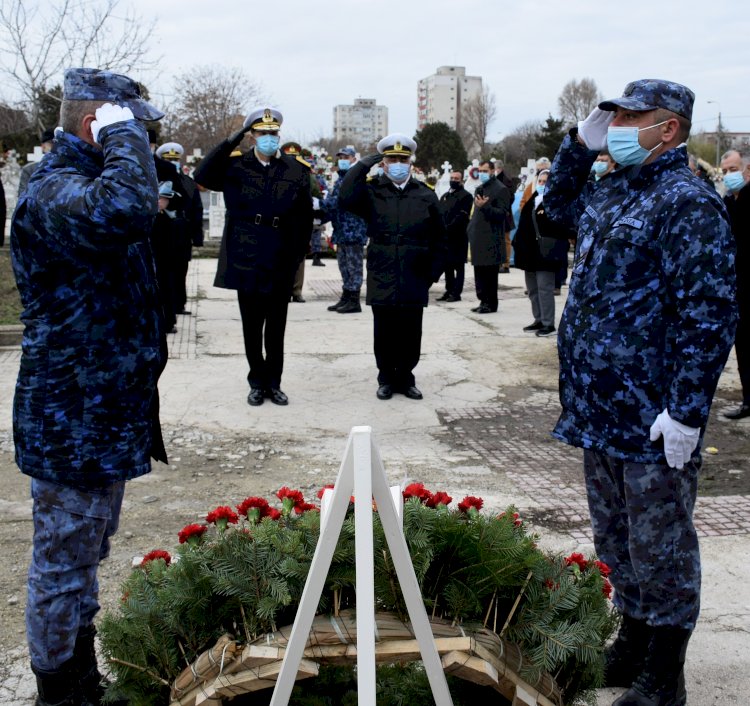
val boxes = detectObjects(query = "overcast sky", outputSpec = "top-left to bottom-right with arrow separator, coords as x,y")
128,0 -> 749,146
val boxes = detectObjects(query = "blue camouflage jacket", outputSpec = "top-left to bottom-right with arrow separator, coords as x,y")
11,121 -> 166,488
321,173 -> 368,246
545,134 -> 738,462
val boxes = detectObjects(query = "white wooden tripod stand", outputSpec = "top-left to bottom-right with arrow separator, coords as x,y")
269,426 -> 453,706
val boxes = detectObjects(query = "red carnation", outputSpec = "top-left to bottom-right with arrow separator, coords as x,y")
236,497 -> 271,523
294,502 -> 319,514
458,495 -> 484,514
564,552 -> 589,571
498,511 -> 522,527
276,487 -> 305,515
206,506 -> 239,530
403,483 -> 433,503
266,508 -> 282,521
141,549 -> 171,567
178,523 -> 207,545
602,578 -> 613,599
594,560 -> 612,578
426,491 -> 452,508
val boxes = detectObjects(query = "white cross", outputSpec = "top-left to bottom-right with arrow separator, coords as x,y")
441,160 -> 452,174
26,146 -> 45,163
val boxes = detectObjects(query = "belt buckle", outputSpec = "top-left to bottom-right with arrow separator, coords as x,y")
272,217 -> 279,228
254,214 -> 262,225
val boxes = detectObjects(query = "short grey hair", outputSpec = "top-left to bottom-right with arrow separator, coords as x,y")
59,99 -> 105,135
721,149 -> 749,168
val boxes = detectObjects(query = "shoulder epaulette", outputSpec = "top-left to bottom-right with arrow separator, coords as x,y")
230,150 -> 243,158
295,155 -> 312,169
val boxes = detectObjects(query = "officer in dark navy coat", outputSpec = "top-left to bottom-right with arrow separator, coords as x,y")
194,107 -> 312,406
11,67 -> 165,706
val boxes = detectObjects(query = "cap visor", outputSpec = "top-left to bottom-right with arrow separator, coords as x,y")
130,99 -> 165,122
598,97 -> 655,113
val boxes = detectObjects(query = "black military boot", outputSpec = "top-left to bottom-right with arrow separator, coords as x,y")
32,658 -> 80,706
312,253 -> 325,266
613,626 -> 691,706
337,289 -> 361,314
75,625 -> 104,705
603,613 -> 652,688
327,289 -> 347,311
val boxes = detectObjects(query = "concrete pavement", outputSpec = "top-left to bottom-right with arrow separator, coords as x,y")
0,256 -> 748,705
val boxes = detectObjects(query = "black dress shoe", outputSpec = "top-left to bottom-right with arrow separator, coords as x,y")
403,385 -> 423,400
266,388 -> 289,405
444,293 -> 461,302
476,304 -> 496,314
180,309 -> 192,315
376,384 -> 393,400
523,321 -> 543,331
436,292 -> 450,301
247,388 -> 264,406
470,305 -> 482,312
290,294 -> 305,303
724,404 -> 750,420
535,325 -> 556,337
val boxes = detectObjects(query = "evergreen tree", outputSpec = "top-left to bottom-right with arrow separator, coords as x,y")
413,122 -> 468,173
535,115 -> 566,160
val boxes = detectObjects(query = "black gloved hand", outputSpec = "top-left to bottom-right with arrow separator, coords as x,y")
227,125 -> 253,149
360,153 -> 382,168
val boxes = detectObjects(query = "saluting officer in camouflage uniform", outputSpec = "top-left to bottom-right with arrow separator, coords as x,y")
545,80 -> 738,706
11,68 -> 166,706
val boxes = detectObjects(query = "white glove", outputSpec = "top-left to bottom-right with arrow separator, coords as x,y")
577,108 -> 614,151
91,103 -> 135,144
312,196 -> 320,210
649,408 -> 700,469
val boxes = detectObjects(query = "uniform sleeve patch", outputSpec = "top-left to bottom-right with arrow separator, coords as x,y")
613,217 -> 644,230
585,205 -> 597,219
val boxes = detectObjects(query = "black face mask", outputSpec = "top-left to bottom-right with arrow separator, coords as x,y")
449,180 -> 462,190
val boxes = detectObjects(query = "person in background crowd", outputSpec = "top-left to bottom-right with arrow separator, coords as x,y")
339,133 -> 446,400
11,67 -> 167,706
519,156 -> 551,209
720,149 -> 750,420
149,180 -> 180,334
467,160 -> 511,314
155,142 -> 204,317
437,170 -> 472,302
18,129 -> 55,197
545,79 -> 737,706
322,146 -> 368,314
194,107 -> 312,407
494,159 -> 515,272
591,148 -> 617,181
512,169 -> 574,337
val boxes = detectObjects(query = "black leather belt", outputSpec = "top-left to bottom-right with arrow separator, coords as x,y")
254,214 -> 280,228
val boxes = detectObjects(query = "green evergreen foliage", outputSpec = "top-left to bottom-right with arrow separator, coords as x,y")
100,491 -> 614,705
413,122 -> 469,173
536,115 -> 568,160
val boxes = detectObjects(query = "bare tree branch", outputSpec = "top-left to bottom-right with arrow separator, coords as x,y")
557,77 -> 602,126
0,0 -> 157,131
164,65 -> 265,154
459,86 -> 497,159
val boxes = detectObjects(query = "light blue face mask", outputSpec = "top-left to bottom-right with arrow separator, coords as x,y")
337,159 -> 351,171
723,171 -> 746,192
536,184 -> 546,197
386,162 -> 410,183
478,172 -> 491,184
255,134 -> 280,157
592,161 -> 609,175
606,121 -> 666,167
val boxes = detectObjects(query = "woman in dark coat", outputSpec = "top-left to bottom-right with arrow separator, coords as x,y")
512,170 -> 574,337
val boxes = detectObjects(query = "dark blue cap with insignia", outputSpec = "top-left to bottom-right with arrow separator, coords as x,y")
336,146 -> 356,157
599,79 -> 695,121
63,68 -> 165,121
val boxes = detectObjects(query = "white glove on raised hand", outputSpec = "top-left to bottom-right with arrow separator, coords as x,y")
577,108 -> 614,151
649,408 -> 700,469
91,103 -> 135,144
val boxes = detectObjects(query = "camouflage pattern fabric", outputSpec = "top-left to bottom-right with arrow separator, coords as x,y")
545,134 -> 738,463
26,478 -> 125,670
583,450 -> 700,629
321,176 -> 368,246
336,243 -> 365,291
10,120 -> 164,487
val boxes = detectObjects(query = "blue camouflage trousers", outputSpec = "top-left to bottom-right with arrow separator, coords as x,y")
27,478 -> 125,670
336,243 -> 365,291
583,450 -> 701,629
